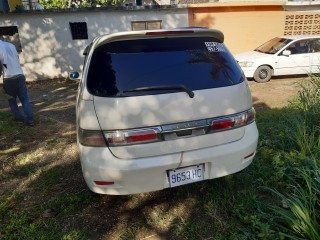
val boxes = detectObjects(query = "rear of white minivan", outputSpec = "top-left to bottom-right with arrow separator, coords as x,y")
76,29 -> 259,195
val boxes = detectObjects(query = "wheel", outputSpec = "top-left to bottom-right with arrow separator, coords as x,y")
253,66 -> 273,83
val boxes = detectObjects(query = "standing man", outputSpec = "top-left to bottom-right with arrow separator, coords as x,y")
0,40 -> 34,126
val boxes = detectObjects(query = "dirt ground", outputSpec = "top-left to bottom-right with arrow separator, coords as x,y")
0,76 -> 303,123
249,76 -> 303,110
28,76 -> 303,121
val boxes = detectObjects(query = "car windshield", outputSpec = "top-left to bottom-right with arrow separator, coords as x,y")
254,37 -> 293,54
87,37 -> 244,97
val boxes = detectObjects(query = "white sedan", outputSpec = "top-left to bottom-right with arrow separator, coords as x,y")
235,35 -> 320,83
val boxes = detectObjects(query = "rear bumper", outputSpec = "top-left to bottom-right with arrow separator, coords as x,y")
79,123 -> 259,195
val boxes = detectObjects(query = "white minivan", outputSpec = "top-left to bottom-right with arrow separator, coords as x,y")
70,28 -> 259,195
236,35 -> 320,83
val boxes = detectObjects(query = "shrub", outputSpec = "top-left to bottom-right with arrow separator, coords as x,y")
269,163 -> 320,240
267,75 -> 320,239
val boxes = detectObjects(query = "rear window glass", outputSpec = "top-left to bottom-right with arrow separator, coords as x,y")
86,37 -> 244,97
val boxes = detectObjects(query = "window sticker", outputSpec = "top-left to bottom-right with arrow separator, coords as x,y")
205,42 -> 226,52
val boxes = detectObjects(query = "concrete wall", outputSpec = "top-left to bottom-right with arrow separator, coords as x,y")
0,7 -> 188,81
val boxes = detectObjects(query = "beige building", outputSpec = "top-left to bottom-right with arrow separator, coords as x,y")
189,1 -> 320,54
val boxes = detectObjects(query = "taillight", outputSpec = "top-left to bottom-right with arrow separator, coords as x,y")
209,108 -> 255,133
78,129 -> 106,147
105,128 -> 160,146
244,152 -> 255,159
210,118 -> 233,131
79,108 -> 255,147
246,108 -> 256,124
94,181 -> 114,186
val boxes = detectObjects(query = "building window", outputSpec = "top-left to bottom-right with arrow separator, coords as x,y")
69,22 -> 88,40
21,0 -> 38,10
0,26 -> 22,52
131,21 -> 162,31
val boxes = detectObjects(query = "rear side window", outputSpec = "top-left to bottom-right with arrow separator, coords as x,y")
87,37 -> 243,97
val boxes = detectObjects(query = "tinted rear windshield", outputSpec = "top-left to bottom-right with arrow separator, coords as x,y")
87,37 -> 244,97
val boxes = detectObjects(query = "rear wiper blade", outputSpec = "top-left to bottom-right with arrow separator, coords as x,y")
123,85 -> 195,98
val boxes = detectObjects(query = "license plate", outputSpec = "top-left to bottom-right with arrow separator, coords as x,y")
168,164 -> 204,188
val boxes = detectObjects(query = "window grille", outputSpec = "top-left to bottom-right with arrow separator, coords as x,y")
131,21 -> 162,31
69,22 -> 88,40
21,0 -> 37,10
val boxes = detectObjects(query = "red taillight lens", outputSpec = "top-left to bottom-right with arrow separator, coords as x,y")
209,108 -> 255,133
128,130 -> 158,142
105,128 -> 160,146
94,181 -> 114,186
244,152 -> 255,159
79,129 -> 106,147
210,118 -> 233,131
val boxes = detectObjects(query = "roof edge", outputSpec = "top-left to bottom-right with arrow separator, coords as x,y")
188,1 -> 284,8
3,4 -> 188,14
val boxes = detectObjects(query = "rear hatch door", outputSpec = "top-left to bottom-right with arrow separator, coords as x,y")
86,31 -> 251,159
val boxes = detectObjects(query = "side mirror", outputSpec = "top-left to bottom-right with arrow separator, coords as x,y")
68,71 -> 80,81
283,50 -> 291,56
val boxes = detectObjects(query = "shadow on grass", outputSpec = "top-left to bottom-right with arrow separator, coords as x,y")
0,79 -> 78,126
1,152 -> 254,239
1,79 -> 309,240
0,114 -> 258,240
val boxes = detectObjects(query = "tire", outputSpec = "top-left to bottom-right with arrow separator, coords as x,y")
253,65 -> 273,83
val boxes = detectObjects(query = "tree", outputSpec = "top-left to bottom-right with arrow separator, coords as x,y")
39,0 -> 127,8
39,0 -> 69,8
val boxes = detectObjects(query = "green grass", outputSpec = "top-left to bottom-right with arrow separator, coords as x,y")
269,164 -> 320,240
0,111 -> 18,136
0,76 -> 319,239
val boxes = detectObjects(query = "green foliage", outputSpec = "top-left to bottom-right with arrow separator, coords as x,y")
290,75 -> 320,158
233,74 -> 320,240
262,75 -> 320,239
1,191 -> 92,239
39,0 -> 127,8
2,212 -> 86,240
269,164 -> 320,240
39,0 -> 69,8
0,111 -> 17,136
62,231 -> 87,240
292,74 -> 320,114
31,167 -> 64,192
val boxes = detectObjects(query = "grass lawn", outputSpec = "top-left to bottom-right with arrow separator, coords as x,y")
0,77 -> 319,240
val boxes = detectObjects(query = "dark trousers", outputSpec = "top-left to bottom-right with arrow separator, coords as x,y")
3,75 -> 33,122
